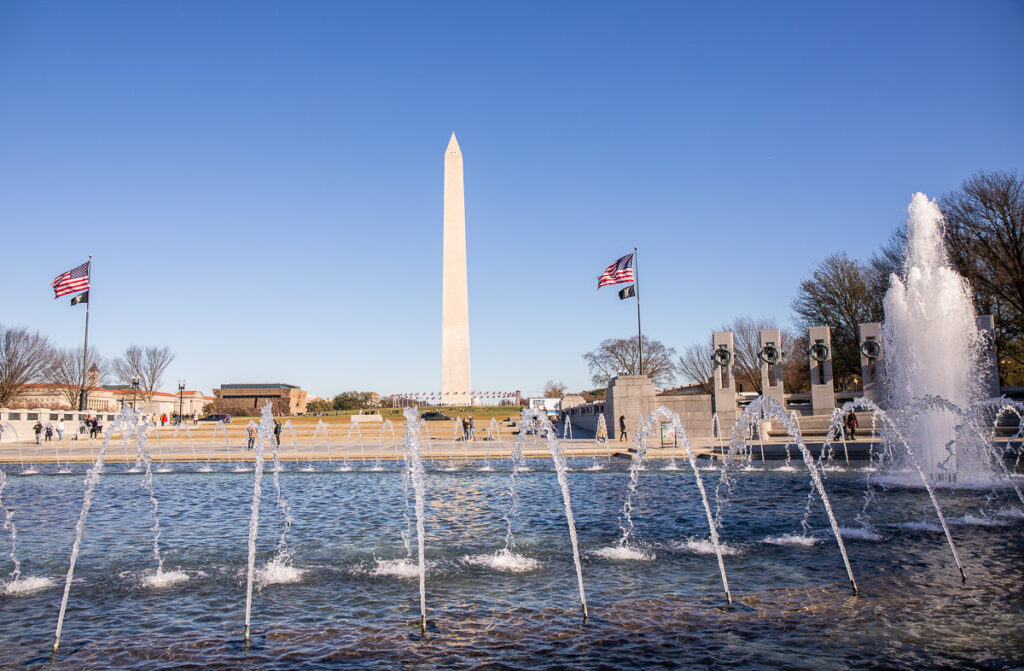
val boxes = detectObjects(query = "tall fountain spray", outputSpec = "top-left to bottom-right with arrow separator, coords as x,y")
883,192 -> 988,482
402,407 -> 429,634
243,402 -> 273,643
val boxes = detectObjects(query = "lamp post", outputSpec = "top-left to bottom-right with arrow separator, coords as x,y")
178,380 -> 185,425
131,376 -> 140,411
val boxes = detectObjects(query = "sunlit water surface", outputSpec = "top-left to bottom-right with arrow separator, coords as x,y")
1,459 -> 1022,669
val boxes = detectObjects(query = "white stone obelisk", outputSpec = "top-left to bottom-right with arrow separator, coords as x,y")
442,133 -> 471,405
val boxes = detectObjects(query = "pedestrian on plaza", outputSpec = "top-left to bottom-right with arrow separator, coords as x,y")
467,416 -> 477,441
56,419 -> 65,441
161,413 -> 167,426
845,412 -> 858,441
273,419 -> 282,446
247,425 -> 255,450
94,417 -> 103,438
461,416 -> 469,440
45,424 -> 53,441
619,415 -> 627,442
33,420 -> 43,444
192,411 -> 198,425
597,421 -> 607,443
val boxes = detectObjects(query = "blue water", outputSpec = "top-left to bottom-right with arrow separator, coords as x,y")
1,458 -> 1022,669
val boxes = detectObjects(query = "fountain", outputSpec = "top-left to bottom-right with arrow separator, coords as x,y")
0,396 -> 1009,667
0,469 -> 54,595
210,419 -> 234,468
347,419 -> 367,466
883,193 -> 989,482
402,407 -> 429,633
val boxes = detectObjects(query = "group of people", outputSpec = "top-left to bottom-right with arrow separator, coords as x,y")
151,412 -> 199,426
32,416 -> 105,443
246,420 -> 283,449
461,416 -> 476,440
32,420 -> 63,443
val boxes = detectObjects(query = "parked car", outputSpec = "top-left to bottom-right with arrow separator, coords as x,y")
199,414 -> 232,423
420,411 -> 453,421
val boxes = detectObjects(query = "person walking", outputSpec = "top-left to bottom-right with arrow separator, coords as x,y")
161,413 -> 167,426
618,415 -> 627,442
56,419 -> 65,441
33,420 -> 43,444
461,416 -> 469,440
597,421 -> 607,443
467,416 -> 477,441
246,425 -> 255,450
94,417 -> 103,439
44,424 -> 53,442
845,412 -> 858,441
273,419 -> 282,447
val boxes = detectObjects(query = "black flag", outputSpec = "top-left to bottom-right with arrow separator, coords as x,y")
70,291 -> 89,306
618,285 -> 635,300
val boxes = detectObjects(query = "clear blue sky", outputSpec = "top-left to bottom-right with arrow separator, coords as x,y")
1,1 -> 1022,400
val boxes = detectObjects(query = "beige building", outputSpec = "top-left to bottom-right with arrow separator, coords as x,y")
212,384 -> 308,416
14,370 -> 212,417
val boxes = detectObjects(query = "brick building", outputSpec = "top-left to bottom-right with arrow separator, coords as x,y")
212,383 -> 308,416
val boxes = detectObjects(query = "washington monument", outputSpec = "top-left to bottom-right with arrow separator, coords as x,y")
442,133 -> 471,405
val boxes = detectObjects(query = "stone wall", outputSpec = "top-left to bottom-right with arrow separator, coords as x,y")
0,408 -> 119,443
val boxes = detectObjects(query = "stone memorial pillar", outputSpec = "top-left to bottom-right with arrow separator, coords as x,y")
808,326 -> 835,415
712,331 -> 737,436
604,375 -> 657,440
758,328 -> 785,410
858,322 -> 884,404
976,315 -> 1000,399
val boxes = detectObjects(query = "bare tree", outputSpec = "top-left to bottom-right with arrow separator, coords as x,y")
676,341 -> 714,393
678,319 -> 798,395
731,317 -> 791,394
113,345 -> 175,399
111,345 -> 144,386
583,335 -> 676,387
940,170 -> 1024,382
142,346 -> 175,399
0,326 -> 55,407
49,346 -> 106,409
792,253 -> 882,387
866,228 -> 906,316
543,380 -> 567,397
783,331 -> 811,393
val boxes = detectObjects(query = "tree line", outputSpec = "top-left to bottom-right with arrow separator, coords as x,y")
0,328 -> 175,409
582,169 -> 1023,392
306,391 -> 379,414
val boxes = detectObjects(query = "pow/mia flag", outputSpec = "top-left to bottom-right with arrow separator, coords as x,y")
70,291 -> 89,306
618,285 -> 636,300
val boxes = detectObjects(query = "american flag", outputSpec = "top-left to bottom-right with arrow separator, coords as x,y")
597,253 -> 634,289
52,260 -> 91,299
